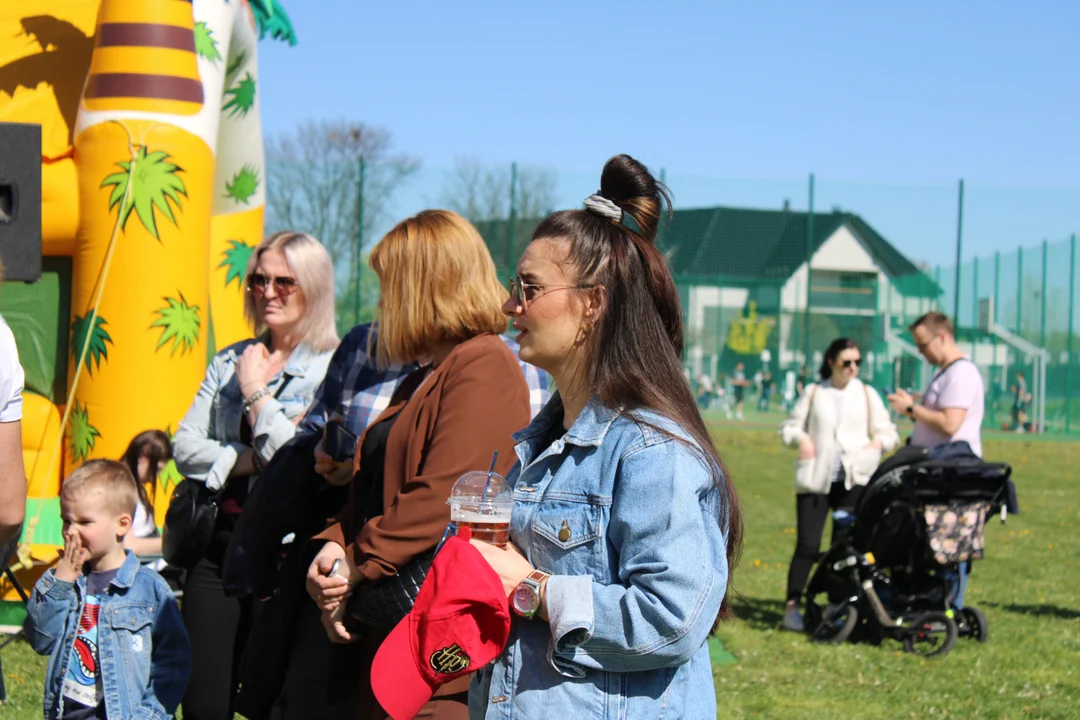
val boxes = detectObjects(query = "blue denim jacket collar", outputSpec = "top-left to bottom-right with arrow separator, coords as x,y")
221,332 -> 321,378
513,394 -> 621,468
105,549 -> 141,590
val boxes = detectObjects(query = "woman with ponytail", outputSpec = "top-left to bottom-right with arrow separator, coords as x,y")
469,155 -> 742,719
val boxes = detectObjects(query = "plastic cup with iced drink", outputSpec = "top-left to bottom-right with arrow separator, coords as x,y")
447,471 -> 513,547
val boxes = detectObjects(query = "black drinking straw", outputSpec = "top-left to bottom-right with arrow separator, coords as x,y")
480,449 -> 499,502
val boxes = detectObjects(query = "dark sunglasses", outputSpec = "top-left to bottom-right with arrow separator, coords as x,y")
247,273 -> 299,298
841,358 -> 862,368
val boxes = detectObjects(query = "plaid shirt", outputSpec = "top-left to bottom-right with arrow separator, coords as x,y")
299,323 -> 550,436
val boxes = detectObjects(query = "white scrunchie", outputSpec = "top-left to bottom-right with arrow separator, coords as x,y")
583,194 -> 623,222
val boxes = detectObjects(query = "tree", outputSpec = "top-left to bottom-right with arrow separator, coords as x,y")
264,120 -> 419,326
441,157 -> 557,223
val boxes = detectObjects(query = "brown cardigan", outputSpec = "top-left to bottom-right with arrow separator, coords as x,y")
315,333 -> 529,583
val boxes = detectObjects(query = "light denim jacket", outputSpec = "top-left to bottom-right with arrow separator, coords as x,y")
174,336 -> 333,490
23,550 -> 191,719
469,396 -> 731,719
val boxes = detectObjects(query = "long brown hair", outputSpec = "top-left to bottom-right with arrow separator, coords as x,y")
120,430 -> 172,518
532,154 -> 743,619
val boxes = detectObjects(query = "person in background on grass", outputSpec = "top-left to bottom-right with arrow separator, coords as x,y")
732,362 -> 748,420
0,257 -> 27,550
1011,371 -> 1029,433
758,370 -> 774,412
888,312 -> 985,609
23,460 -> 190,719
780,338 -> 898,632
119,429 -> 172,559
888,312 -> 985,458
468,154 -> 742,719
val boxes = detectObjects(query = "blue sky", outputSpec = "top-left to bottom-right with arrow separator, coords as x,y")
257,0 -> 1080,267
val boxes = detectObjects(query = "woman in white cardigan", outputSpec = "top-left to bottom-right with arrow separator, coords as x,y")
779,338 -> 899,632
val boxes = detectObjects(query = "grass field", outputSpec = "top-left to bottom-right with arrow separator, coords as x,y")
2,419 -> 1078,719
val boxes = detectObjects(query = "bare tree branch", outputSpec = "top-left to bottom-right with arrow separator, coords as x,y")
440,157 -> 557,223
264,120 -> 419,326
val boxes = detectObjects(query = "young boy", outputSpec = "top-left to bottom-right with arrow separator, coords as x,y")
24,459 -> 191,719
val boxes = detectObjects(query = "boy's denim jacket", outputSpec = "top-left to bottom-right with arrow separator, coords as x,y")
173,335 -> 334,490
23,550 -> 191,720
469,396 -> 731,719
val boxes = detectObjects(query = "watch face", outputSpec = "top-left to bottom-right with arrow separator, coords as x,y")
512,585 -> 537,615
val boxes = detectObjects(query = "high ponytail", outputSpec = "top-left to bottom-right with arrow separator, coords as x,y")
530,154 -> 743,621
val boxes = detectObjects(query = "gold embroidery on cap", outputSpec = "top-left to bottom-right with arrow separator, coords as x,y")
429,643 -> 471,675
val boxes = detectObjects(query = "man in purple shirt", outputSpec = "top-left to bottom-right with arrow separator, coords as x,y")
888,312 -> 985,457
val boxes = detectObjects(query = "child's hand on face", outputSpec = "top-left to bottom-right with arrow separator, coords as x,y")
55,530 -> 90,583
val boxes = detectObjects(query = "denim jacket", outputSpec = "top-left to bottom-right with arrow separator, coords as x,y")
174,335 -> 334,490
23,550 -> 191,719
469,396 -> 731,719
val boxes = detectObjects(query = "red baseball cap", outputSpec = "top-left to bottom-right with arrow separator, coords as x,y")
371,531 -> 511,720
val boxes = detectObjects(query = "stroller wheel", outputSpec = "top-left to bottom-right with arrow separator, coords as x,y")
959,606 -> 989,642
902,611 -> 958,658
810,603 -> 858,644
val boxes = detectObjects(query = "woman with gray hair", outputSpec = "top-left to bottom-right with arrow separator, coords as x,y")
173,231 -> 338,719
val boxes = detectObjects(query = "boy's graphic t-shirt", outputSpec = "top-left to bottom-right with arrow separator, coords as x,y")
61,569 -> 118,720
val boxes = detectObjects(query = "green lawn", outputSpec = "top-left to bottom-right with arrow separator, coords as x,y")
2,426 -> 1077,719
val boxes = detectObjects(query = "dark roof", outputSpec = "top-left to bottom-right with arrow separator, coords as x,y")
476,205 -> 940,298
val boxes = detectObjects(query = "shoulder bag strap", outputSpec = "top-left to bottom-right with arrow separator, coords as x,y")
803,385 -> 818,434
864,383 -> 872,438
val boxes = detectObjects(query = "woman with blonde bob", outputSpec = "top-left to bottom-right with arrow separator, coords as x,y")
174,231 -> 338,719
306,210 -> 531,720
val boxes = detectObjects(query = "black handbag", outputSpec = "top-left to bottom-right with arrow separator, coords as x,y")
163,375 -> 294,569
342,548 -> 436,633
162,479 -> 223,568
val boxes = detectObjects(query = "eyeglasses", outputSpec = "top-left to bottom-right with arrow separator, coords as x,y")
841,359 -> 862,368
507,276 -> 591,311
247,273 -> 299,299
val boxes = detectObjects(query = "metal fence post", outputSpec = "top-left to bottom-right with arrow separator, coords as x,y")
953,179 -> 964,324
972,258 -> 979,331
1017,244 -> 1024,336
507,162 -> 518,272
353,155 -> 365,325
1041,239 -> 1048,349
1067,233 -> 1076,433
803,173 -> 814,366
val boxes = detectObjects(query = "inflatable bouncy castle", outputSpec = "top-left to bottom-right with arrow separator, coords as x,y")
0,0 -> 294,610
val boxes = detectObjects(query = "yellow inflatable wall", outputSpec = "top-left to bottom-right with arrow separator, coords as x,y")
0,0 -> 294,590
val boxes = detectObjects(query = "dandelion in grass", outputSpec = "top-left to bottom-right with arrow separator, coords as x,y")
70,311 -> 113,375
101,146 -> 186,241
219,240 -> 255,288
151,293 -> 201,356
194,22 -> 222,65
69,402 -> 101,464
224,165 -> 259,205
223,72 -> 256,118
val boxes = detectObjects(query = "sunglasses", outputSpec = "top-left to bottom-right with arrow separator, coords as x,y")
507,276 -> 591,311
841,359 -> 862,368
247,273 -> 299,299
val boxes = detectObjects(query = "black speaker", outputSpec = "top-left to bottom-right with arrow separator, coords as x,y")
0,122 -> 42,283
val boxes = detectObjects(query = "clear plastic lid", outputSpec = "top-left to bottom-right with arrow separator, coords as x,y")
447,470 -> 512,511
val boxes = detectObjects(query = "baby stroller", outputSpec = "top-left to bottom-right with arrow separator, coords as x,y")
803,443 -> 1012,658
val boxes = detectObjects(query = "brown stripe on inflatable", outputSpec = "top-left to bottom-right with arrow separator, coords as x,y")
85,73 -> 204,103
97,23 -> 196,52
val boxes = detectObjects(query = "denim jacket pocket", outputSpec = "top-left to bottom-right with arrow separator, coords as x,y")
532,502 -> 606,578
105,603 -> 154,657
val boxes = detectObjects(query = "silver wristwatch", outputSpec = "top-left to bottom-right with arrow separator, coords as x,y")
511,570 -> 550,619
